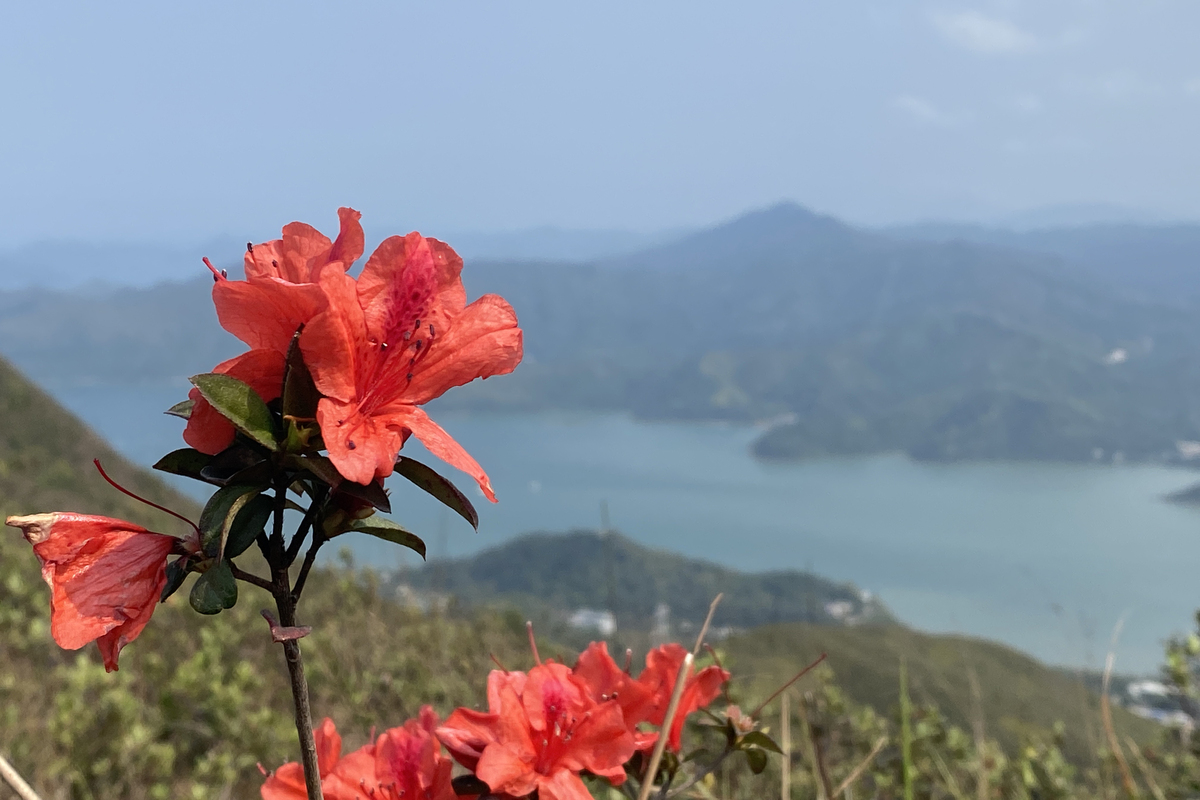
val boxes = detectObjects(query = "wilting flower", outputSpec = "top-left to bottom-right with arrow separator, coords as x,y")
301,232 -> 522,498
187,209 -> 365,455
438,663 -> 635,800
262,709 -> 464,800
638,643 -> 730,752
4,513 -> 193,672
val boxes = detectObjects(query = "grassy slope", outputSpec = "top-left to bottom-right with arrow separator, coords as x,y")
0,355 -> 200,529
725,621 -> 1157,765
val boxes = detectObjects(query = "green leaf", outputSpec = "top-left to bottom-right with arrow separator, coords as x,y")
200,445 -> 267,486
199,484 -> 264,558
744,747 -> 769,775
153,448 -> 214,483
295,454 -> 344,489
344,516 -> 426,559
189,372 -> 279,451
395,456 -> 478,530
189,561 -> 238,615
282,329 -> 320,421
739,731 -> 783,754
164,399 -> 195,420
224,494 -> 274,559
339,477 -> 391,514
160,557 -> 191,603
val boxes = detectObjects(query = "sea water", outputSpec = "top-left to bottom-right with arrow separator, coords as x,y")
50,382 -> 1200,672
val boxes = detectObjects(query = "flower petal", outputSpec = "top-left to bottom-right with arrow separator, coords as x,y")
384,406 -> 497,502
406,294 -> 523,405
302,271 -> 366,405
213,276 -> 327,354
316,398 -> 406,486
537,769 -> 597,800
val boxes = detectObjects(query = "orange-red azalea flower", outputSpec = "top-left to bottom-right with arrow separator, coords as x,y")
5,513 -> 185,672
637,643 -> 730,752
301,232 -> 522,498
262,709 -> 465,800
572,641 -> 659,750
261,717 -> 376,800
437,663 -> 635,800
183,348 -> 287,455
189,211 -> 363,454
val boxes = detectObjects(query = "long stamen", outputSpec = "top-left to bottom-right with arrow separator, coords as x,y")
93,459 -> 200,536
202,257 -> 227,282
527,621 -> 542,666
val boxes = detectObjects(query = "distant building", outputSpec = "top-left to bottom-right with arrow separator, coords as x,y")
568,608 -> 617,636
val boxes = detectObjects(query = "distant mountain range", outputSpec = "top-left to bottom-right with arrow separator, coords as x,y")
6,202 -> 1200,464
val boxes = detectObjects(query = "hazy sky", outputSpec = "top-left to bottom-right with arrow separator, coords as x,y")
3,1 -> 1200,246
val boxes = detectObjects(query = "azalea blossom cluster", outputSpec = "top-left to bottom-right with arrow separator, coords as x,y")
5,208 -> 522,672
263,642 -> 731,800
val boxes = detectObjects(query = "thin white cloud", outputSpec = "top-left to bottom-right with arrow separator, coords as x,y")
892,94 -> 961,127
931,11 -> 1036,55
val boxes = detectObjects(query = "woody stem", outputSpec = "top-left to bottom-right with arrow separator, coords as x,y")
270,483 -> 324,800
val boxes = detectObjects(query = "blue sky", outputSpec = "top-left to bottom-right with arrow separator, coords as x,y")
2,1 -> 1200,247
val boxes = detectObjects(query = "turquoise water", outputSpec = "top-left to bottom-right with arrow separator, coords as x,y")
50,382 -> 1200,672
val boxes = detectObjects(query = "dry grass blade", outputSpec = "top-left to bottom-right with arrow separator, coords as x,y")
636,652 -> 694,800
693,593 -> 723,656
1125,735 -> 1166,800
1101,615 -> 1139,799
0,753 -> 43,800
781,691 -> 792,800
832,736 -> 887,798
966,666 -> 988,800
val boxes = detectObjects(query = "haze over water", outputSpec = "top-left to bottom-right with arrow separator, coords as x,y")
54,383 -> 1200,674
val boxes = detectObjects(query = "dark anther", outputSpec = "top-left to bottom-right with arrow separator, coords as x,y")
337,419 -> 345,426
246,242 -> 254,253
414,340 -> 422,351
221,269 -> 228,278
413,318 -> 421,330
271,259 -> 279,268
406,373 -> 413,381
380,342 -> 388,350
429,323 -> 435,336
347,440 -> 357,450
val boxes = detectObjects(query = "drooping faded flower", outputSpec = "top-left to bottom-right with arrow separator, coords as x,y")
301,232 -> 522,498
4,513 -> 193,672
437,662 -> 635,800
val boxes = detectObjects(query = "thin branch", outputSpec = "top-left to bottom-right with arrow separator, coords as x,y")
832,737 -> 887,798
637,653 -> 694,800
0,753 -> 42,800
665,743 -> 737,799
230,564 -> 275,593
1102,615 -> 1139,800
751,653 -> 827,719
285,486 -> 328,567
692,594 -> 723,656
291,533 -> 326,603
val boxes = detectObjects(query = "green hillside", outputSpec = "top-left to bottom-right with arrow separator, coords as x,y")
725,621 -> 1157,766
393,529 -> 893,631
0,354 -> 199,529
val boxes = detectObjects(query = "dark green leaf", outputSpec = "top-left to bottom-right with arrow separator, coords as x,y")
282,329 -> 320,421
153,448 -> 214,483
745,747 -> 769,774
189,561 -> 238,614
160,557 -> 191,603
682,747 -> 713,764
164,399 -> 195,420
339,478 -> 391,514
199,445 -> 267,486
395,456 -> 478,530
451,775 -> 490,796
739,731 -> 783,754
296,454 -> 344,489
343,516 -> 426,559
224,494 -> 274,559
189,372 -> 279,451
199,484 -> 263,557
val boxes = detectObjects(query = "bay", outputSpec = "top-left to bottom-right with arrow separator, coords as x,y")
50,382 -> 1200,673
